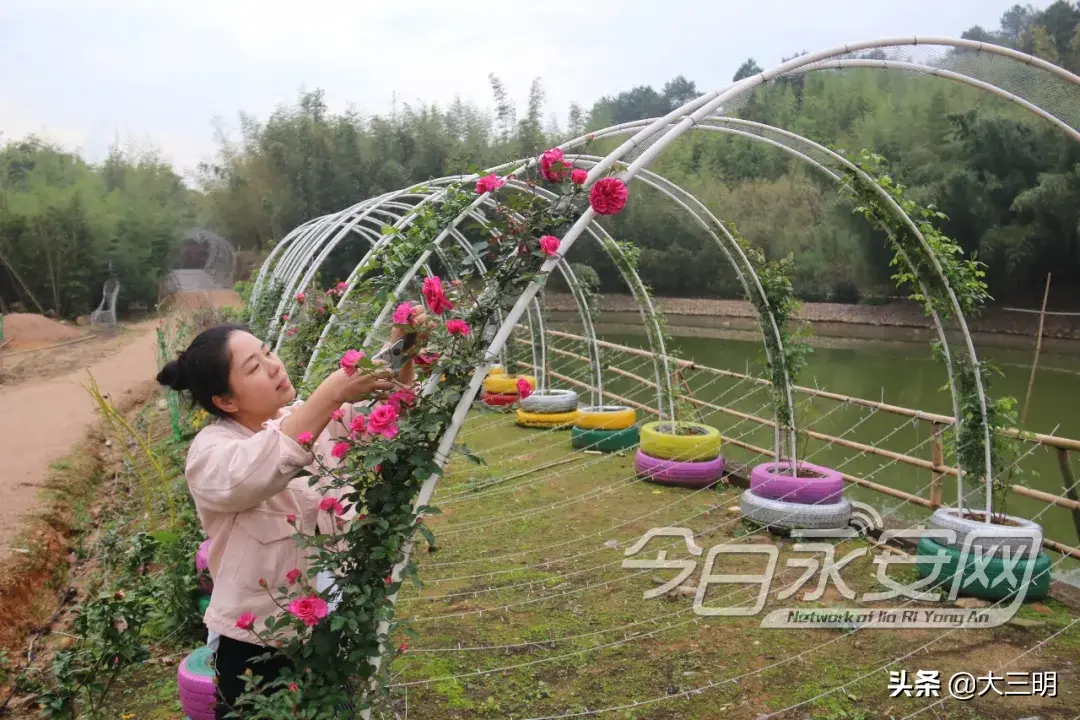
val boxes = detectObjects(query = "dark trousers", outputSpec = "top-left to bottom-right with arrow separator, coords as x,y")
214,635 -> 293,719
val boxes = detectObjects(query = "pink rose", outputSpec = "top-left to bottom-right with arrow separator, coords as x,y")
350,414 -> 366,435
415,353 -> 439,367
539,235 -> 560,256
517,377 -> 533,399
236,613 -> 257,631
295,291 -> 305,304
388,389 -> 416,410
281,314 -> 289,322
571,168 -> 588,185
316,306 -> 326,315
331,408 -> 345,422
475,174 -> 505,194
450,279 -> 462,287
445,318 -> 470,336
330,442 -> 350,460
399,642 -> 408,653
289,683 -> 299,692
589,177 -> 629,215
421,276 -> 454,315
392,302 -> 413,325
295,431 -> 314,446
339,349 -> 364,375
286,327 -> 298,337
368,403 -> 399,440
286,513 -> 296,524
286,568 -> 302,585
334,281 -> 348,296
319,496 -> 344,515
287,594 -> 329,627
540,147 -> 569,183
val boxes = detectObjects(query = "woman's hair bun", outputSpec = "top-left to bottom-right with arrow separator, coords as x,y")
156,358 -> 189,392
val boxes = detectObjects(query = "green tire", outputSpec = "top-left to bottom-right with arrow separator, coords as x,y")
571,425 -> 639,453
915,535 -> 1051,601
197,593 -> 211,614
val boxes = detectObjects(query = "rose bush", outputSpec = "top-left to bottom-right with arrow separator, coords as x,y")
231,149 -> 628,717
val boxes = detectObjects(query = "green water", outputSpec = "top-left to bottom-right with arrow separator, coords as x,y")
584,331 -> 1080,579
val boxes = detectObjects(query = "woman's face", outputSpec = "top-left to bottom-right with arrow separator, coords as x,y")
212,331 -> 296,420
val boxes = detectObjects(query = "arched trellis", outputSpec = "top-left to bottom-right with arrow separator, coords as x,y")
239,37 -> 1080,713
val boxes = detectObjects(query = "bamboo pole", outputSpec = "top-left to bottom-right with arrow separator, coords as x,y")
1055,449 -> 1080,542
930,423 -> 944,508
1021,273 -> 1051,425
539,331 -> 1080,452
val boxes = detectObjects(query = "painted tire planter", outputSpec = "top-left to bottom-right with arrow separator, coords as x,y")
197,593 -> 210,615
195,538 -> 212,593
749,461 -> 845,505
177,645 -> 216,719
571,425 -> 639,453
574,406 -> 637,431
179,686 -> 216,720
487,365 -> 505,376
480,391 -> 518,408
520,389 -> 579,414
927,508 -> 1044,559
740,489 -> 852,531
635,449 -> 725,489
915,535 -> 1051,601
516,409 -> 580,429
482,374 -> 536,395
639,422 -> 722,462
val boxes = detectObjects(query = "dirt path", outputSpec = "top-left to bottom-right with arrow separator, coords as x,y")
0,319 -> 162,550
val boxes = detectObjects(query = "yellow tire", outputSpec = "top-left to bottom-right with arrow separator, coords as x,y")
574,405 -> 637,431
639,421 -> 722,461
482,374 -> 536,394
515,409 -> 580,429
487,365 -> 505,376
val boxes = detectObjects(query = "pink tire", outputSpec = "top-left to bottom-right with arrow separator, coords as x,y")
634,450 -> 725,489
195,539 -> 213,593
750,461 -> 844,505
180,686 -> 216,719
177,643 -> 214,699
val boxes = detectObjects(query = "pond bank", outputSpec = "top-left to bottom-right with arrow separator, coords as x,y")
542,294 -> 1080,351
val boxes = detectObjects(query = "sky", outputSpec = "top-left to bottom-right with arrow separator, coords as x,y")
0,0 -> 1053,179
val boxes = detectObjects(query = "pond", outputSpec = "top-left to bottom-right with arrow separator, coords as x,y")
585,328 -> 1080,583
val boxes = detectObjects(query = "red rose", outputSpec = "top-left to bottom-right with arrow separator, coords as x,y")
589,177 -> 629,215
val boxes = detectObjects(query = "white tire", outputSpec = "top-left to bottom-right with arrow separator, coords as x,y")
740,489 -> 852,531
927,508 -> 1043,559
520,389 -> 579,414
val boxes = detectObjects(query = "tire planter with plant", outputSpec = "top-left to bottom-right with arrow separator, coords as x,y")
520,389 -> 579,414
750,461 -> 845,505
574,406 -> 637,431
914,534 -> 1051,601
740,488 -> 852,531
927,507 -> 1044,559
571,425 -> 640,453
480,391 -> 519,408
482,374 -> 536,395
639,421 -> 722,462
516,409 -> 581,429
195,538 -> 212,593
177,645 -> 217,720
635,449 -> 725,489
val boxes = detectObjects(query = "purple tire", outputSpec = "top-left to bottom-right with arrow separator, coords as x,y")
195,539 -> 212,593
750,461 -> 844,505
635,450 -> 725,489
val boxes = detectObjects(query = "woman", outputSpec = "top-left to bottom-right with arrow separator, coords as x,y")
158,311 -> 423,718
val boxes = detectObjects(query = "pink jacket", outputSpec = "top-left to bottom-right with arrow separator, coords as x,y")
185,401 -> 356,644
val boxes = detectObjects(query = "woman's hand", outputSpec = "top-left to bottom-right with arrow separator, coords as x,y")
328,365 -> 396,404
389,304 -> 434,344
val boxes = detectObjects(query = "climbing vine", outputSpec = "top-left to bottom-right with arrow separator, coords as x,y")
841,149 -> 1024,516
249,278 -> 285,341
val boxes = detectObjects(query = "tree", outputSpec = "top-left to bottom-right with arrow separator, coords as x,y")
662,75 -> 699,109
733,58 -> 763,82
